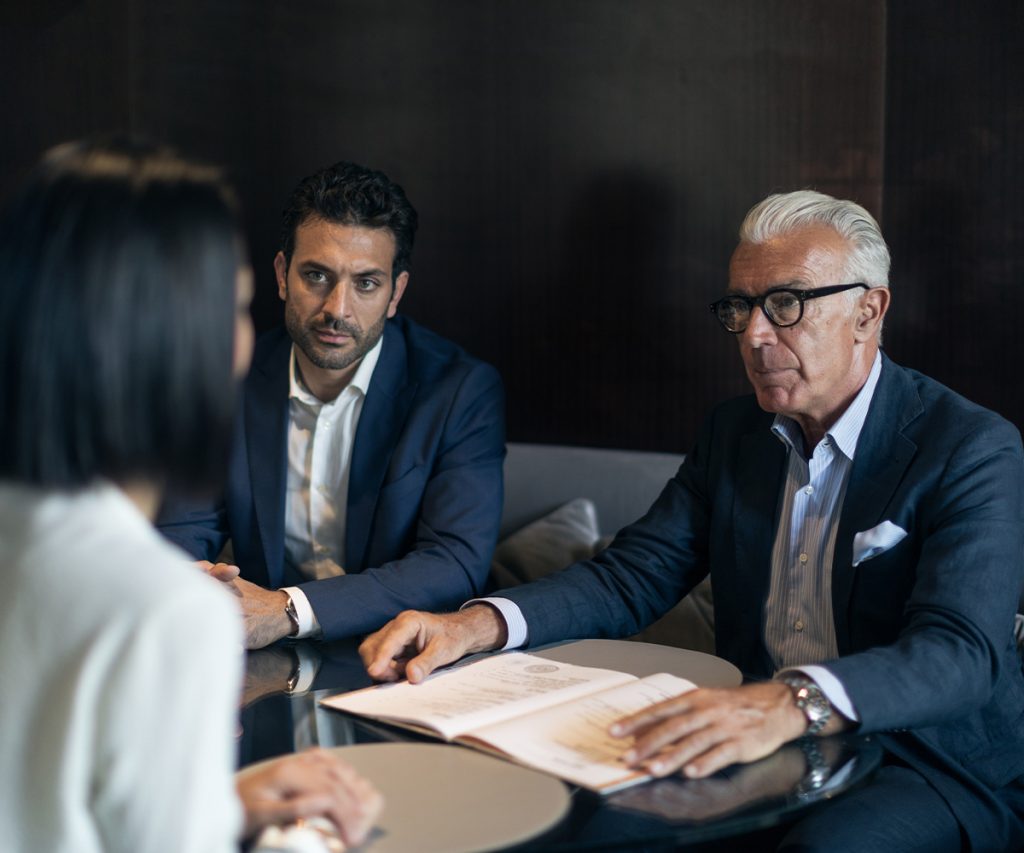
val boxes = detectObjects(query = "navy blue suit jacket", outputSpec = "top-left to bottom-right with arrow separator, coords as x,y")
501,354 -> 1024,848
159,315 -> 506,640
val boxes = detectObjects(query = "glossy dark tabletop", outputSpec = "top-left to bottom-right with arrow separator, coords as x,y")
238,638 -> 881,852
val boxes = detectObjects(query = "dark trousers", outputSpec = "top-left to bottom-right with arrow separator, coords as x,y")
702,760 -> 1024,853
777,765 -> 963,853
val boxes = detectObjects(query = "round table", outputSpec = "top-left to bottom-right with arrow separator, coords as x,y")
239,637 -> 880,850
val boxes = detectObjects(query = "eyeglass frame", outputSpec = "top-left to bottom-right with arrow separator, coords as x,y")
708,282 -> 870,333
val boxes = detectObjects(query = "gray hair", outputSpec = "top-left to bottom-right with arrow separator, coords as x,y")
739,190 -> 891,288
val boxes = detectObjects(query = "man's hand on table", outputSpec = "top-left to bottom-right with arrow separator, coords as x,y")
611,681 -> 848,780
359,605 -> 508,683
196,560 -> 291,649
236,748 -> 382,846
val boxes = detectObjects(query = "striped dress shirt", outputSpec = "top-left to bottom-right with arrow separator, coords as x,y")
766,351 -> 882,719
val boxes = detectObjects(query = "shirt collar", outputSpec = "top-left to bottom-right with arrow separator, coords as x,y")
288,334 -> 384,407
771,350 -> 883,461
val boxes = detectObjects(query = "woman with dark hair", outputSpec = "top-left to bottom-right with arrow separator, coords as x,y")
0,140 -> 381,851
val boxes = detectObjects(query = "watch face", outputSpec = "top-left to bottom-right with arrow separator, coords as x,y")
801,690 -> 827,719
782,678 -> 830,734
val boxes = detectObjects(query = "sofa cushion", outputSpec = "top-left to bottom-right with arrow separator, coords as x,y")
489,497 -> 716,654
630,576 -> 715,655
502,443 -> 685,539
490,498 -> 601,589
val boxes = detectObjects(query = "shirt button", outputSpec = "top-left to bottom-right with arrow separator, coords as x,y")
804,486 -> 814,495
322,421 -> 332,430
794,620 -> 805,632
799,553 -> 808,564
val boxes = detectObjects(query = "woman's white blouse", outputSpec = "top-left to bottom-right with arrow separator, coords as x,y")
0,482 -> 244,852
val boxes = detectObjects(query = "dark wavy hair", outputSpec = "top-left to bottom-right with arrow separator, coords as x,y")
0,139 -> 244,494
279,161 -> 418,280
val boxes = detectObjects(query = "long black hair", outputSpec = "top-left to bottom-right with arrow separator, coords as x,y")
0,139 -> 245,494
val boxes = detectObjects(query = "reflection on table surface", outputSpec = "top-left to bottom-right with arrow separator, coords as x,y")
238,638 -> 881,851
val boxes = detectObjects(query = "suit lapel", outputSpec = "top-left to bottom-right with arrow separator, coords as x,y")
345,320 -> 418,571
732,421 -> 787,672
832,354 -> 920,652
245,331 -> 292,588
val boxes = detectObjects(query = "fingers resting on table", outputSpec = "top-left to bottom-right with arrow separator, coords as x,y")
611,682 -> 808,780
359,604 -> 508,684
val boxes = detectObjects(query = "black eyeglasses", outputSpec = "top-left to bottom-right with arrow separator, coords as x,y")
709,283 -> 869,333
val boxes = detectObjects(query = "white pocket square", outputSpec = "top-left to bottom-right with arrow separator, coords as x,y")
852,521 -> 907,567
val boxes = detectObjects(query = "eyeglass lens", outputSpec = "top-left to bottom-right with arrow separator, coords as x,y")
718,291 -> 802,331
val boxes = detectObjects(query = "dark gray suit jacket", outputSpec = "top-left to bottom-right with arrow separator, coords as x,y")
502,354 -> 1024,848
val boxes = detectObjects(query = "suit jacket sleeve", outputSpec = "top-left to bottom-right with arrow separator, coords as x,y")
497,407 -> 722,648
156,400 -> 249,563
155,497 -> 230,563
299,362 -> 506,639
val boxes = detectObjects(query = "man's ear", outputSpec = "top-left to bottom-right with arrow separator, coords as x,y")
387,271 -> 410,318
854,286 -> 890,341
273,252 -> 288,302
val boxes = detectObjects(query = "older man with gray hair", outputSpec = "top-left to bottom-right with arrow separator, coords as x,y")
361,190 -> 1024,851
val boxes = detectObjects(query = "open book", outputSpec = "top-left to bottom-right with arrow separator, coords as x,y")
320,652 -> 696,794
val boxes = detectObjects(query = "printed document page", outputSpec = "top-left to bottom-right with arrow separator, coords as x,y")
322,652 -> 636,740
463,672 -> 696,792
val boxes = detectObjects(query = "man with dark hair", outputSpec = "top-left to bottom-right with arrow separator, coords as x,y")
362,191 -> 1024,851
159,161 -> 505,649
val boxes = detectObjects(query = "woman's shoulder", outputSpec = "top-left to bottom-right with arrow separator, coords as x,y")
2,482 -> 240,637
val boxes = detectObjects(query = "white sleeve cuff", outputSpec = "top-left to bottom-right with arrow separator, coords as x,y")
282,587 -> 322,639
461,598 -> 529,650
782,664 -> 860,723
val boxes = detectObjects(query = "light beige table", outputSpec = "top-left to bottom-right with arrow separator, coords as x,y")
531,638 -> 742,686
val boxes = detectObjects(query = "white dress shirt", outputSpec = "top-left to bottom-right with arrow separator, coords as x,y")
282,337 -> 383,637
483,352 -> 884,724
0,482 -> 243,853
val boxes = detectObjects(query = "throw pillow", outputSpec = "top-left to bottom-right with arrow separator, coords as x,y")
490,498 -> 601,589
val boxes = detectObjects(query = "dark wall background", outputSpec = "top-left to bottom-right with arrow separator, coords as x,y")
1,1 -> 1019,452
882,2 -> 1024,424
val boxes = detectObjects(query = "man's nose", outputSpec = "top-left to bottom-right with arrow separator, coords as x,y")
323,282 -> 352,319
742,305 -> 777,347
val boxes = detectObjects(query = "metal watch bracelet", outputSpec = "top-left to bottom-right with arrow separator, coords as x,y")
779,675 -> 832,736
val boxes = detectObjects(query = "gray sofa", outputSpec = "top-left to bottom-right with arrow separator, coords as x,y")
496,442 -> 715,653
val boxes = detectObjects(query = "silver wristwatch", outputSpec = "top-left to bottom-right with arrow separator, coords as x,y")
794,738 -> 832,797
779,675 -> 831,736
284,595 -> 300,638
